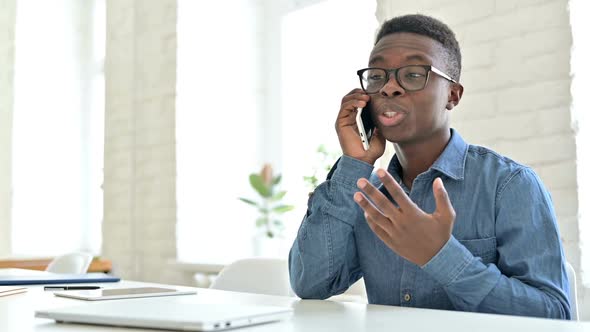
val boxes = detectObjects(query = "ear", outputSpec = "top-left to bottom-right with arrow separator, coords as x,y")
446,83 -> 464,110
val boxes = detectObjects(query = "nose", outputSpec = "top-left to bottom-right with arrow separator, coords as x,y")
379,75 -> 404,97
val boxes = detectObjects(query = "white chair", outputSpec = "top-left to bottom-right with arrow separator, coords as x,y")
209,258 -> 292,296
46,252 -> 93,274
566,261 -> 579,321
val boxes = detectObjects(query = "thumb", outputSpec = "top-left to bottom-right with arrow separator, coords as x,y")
433,177 -> 455,223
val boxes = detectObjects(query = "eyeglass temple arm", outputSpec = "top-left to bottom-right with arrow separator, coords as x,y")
430,66 -> 457,83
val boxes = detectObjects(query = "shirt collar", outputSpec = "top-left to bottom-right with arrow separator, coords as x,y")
387,128 -> 469,181
431,128 -> 468,180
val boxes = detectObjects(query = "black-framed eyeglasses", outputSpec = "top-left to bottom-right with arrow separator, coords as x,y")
356,65 -> 457,94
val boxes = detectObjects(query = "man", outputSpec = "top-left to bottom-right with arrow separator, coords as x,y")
288,14 -> 571,319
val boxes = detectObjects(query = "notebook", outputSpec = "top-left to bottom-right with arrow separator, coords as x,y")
0,268 -> 120,285
35,297 -> 293,331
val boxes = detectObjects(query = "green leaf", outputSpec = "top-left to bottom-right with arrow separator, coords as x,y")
303,176 -> 319,189
270,190 -> 287,201
256,217 -> 267,227
249,174 -> 271,197
272,174 -> 282,185
238,197 -> 258,206
272,220 -> 285,230
272,205 -> 295,213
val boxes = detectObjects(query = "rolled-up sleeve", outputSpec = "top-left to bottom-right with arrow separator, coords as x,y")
289,155 -> 373,299
422,167 -> 571,319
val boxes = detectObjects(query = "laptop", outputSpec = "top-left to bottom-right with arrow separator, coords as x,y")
35,297 -> 293,331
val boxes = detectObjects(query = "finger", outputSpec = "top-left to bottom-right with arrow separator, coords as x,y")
356,178 -> 399,218
344,88 -> 365,96
336,98 -> 370,134
337,99 -> 370,121
432,177 -> 456,224
354,193 -> 394,237
375,169 -> 416,212
353,191 -> 383,215
364,212 -> 394,241
339,94 -> 369,117
343,99 -> 369,113
341,89 -> 369,103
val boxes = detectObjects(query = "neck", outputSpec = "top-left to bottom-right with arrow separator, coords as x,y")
394,128 -> 451,189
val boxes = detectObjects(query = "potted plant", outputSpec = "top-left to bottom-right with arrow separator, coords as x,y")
303,144 -> 339,192
239,164 -> 294,240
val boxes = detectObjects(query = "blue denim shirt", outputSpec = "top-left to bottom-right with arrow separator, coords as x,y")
289,129 -> 571,319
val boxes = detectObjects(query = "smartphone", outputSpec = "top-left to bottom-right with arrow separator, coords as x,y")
53,287 -> 197,301
355,103 -> 375,150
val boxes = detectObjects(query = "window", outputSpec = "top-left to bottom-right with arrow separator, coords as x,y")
176,0 -> 262,264
11,0 -> 104,255
176,0 -> 377,263
280,0 -> 377,238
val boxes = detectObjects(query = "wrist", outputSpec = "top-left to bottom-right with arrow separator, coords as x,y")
343,154 -> 376,166
331,155 -> 374,188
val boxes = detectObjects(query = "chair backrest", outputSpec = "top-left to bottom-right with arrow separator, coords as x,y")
209,258 -> 291,296
46,252 -> 93,274
566,261 -> 579,321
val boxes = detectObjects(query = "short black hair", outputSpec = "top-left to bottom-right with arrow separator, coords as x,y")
375,14 -> 461,81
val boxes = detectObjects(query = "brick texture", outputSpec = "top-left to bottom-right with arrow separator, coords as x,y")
103,0 -> 180,284
377,0 -> 585,319
0,0 -> 16,256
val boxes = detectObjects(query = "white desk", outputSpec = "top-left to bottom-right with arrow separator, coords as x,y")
1,280 -> 589,331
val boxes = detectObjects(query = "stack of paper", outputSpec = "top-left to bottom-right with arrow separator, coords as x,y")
0,286 -> 27,297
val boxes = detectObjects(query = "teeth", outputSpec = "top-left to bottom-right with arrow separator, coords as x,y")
383,112 -> 398,118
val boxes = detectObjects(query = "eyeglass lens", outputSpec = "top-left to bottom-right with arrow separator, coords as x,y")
360,66 -> 429,93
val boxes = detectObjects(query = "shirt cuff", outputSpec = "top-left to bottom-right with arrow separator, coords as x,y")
330,155 -> 374,189
421,236 -> 474,287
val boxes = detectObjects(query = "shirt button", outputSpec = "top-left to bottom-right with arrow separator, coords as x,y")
404,293 -> 411,302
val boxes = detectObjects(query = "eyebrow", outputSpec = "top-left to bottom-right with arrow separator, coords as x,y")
368,54 -> 431,66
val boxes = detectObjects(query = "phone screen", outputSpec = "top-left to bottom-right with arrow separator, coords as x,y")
360,103 -> 375,141
355,103 -> 375,150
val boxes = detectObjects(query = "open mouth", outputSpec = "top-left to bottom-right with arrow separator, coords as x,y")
377,110 -> 407,127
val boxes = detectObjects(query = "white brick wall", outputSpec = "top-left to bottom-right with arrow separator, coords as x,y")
377,0 -> 587,319
0,0 -> 585,319
0,0 -> 16,256
103,0 -> 181,284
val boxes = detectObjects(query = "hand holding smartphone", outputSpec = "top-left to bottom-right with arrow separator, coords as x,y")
355,102 -> 375,150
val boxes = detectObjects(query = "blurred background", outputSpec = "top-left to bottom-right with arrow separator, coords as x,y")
0,0 -> 588,319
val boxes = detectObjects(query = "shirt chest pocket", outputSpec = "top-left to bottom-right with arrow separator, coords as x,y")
458,237 -> 497,264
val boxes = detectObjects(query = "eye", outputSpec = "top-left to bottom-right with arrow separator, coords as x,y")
405,72 -> 425,80
368,74 -> 385,81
